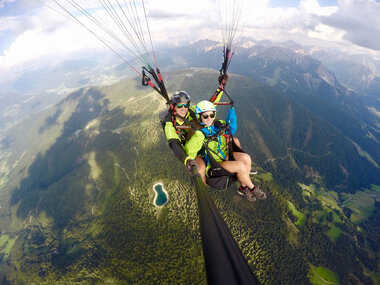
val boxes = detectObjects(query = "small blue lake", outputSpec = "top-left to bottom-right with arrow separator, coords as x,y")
153,183 -> 168,207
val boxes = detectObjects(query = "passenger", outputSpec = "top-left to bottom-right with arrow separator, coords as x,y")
185,100 -> 266,202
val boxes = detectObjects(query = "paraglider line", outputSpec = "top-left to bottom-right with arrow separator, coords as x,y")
49,0 -> 142,75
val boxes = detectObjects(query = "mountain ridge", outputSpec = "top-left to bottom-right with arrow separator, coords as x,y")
158,40 -> 380,172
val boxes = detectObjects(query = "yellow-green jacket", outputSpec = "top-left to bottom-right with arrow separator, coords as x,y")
163,106 -> 199,165
162,88 -> 225,165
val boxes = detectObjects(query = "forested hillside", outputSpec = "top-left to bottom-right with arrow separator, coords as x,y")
0,70 -> 379,284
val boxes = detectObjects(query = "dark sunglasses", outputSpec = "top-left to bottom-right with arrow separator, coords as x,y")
176,103 -> 189,108
202,113 -> 215,120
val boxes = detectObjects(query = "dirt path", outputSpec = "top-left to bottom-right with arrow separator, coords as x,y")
114,163 -> 130,180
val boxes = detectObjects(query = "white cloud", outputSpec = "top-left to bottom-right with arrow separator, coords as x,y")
0,25 -> 102,69
1,0 -> 380,77
145,0 -> 219,44
146,0 -> 215,18
0,4 -> 110,71
299,0 -> 338,15
239,0 -> 380,57
0,0 -> 220,72
241,1 -> 338,47
320,0 -> 380,50
0,15 -> 18,34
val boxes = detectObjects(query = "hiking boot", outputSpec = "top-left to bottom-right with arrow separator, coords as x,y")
237,186 -> 256,202
250,168 -> 258,175
249,185 -> 266,200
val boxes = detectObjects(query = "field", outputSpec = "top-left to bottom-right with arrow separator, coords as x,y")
342,190 -> 376,224
326,223 -> 342,242
0,235 -> 16,256
288,201 -> 306,227
308,265 -> 340,285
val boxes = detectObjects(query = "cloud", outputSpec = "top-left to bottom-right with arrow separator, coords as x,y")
0,0 -> 40,16
241,0 -> 339,47
0,15 -> 18,35
145,0 -> 215,18
145,0 -> 219,43
1,0 -> 380,77
0,4 -> 104,70
320,0 -> 380,50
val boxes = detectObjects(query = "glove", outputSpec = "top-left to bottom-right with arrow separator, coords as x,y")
218,74 -> 228,86
185,159 -> 197,173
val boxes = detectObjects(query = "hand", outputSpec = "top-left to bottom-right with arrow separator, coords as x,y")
218,74 -> 228,86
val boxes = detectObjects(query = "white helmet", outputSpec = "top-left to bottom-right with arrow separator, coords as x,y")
195,100 -> 216,119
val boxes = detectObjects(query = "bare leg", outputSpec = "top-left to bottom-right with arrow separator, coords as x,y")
233,152 -> 251,173
233,137 -> 242,148
232,138 -> 256,174
219,160 -> 254,189
194,156 -> 206,184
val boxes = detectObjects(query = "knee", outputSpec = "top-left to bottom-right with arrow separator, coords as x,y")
244,153 -> 252,165
236,161 -> 247,173
236,152 -> 251,166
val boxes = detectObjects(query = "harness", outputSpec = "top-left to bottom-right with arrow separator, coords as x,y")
201,121 -> 230,162
171,108 -> 200,141
200,121 -> 245,190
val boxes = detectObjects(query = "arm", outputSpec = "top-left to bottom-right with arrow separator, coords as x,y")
184,130 -> 205,160
164,122 -> 190,164
226,107 -> 237,135
209,74 -> 228,103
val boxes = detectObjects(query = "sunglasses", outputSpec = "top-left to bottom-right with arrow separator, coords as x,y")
176,103 -> 189,108
202,113 -> 215,120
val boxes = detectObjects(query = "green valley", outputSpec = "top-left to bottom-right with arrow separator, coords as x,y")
0,70 -> 379,284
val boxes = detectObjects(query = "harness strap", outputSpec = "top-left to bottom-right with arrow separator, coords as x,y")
171,107 -> 178,135
170,107 -> 199,138
203,142 -> 233,178
201,124 -> 232,168
206,142 -> 228,162
210,88 -> 223,103
175,110 -> 199,131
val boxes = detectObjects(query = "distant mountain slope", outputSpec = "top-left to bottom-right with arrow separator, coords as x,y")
183,71 -> 380,191
0,70 -> 379,284
0,91 -> 66,140
161,40 -> 380,170
5,39 -> 379,170
305,48 -> 380,97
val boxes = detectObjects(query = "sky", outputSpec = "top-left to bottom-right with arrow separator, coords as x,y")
1,0 -> 380,77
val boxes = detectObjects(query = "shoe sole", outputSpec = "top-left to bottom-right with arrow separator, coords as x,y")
237,191 -> 256,202
252,192 -> 267,200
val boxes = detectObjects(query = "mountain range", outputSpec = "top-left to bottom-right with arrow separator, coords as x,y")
160,39 -> 380,176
